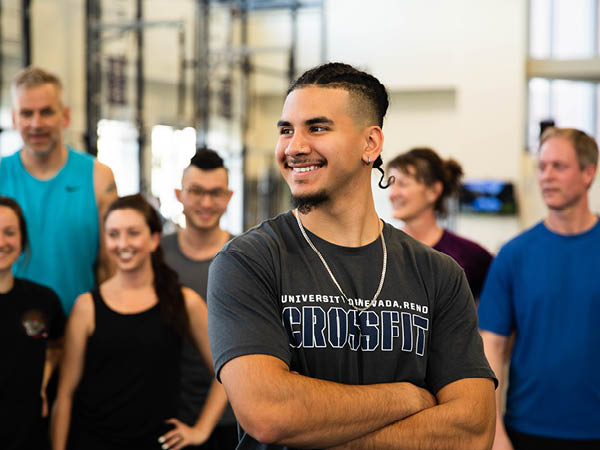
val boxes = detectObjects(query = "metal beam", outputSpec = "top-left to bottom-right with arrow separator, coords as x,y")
195,0 -> 210,147
527,58 -> 600,82
288,0 -> 298,83
136,0 -> 146,193
21,0 -> 31,66
240,0 -> 250,230
245,0 -> 321,11
85,0 -> 102,156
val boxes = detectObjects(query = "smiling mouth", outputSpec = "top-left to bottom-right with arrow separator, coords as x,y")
285,159 -> 326,172
116,250 -> 135,260
292,166 -> 320,173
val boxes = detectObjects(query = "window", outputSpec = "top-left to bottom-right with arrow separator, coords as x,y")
528,0 -> 600,149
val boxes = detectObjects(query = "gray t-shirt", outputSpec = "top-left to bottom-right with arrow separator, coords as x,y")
208,211 -> 495,450
162,232 -> 236,427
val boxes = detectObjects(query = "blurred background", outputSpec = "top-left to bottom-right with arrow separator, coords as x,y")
1,0 -> 599,252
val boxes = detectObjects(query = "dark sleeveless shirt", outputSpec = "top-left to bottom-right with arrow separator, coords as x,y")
69,289 -> 182,450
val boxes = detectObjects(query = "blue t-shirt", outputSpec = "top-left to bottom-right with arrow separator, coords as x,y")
478,220 -> 600,439
0,148 -> 99,313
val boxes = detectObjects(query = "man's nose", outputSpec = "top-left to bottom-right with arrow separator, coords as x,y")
285,131 -> 310,156
30,112 -> 43,127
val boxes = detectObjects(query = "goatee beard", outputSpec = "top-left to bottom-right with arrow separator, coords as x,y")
291,191 -> 329,214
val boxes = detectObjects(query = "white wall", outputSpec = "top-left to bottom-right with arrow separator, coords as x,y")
23,0 -> 564,251
248,0 -> 528,252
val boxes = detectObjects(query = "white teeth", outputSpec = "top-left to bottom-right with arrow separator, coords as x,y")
293,166 -> 319,173
118,250 -> 134,259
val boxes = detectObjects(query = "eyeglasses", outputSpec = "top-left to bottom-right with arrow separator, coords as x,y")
184,187 -> 230,201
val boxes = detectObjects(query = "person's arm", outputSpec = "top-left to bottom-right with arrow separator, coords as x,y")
51,293 -> 94,450
323,253 -> 496,449
41,339 -> 63,417
220,353 -> 436,448
93,161 -> 117,283
206,245 -> 432,448
481,331 -> 514,450
327,377 -> 495,450
159,289 -> 228,450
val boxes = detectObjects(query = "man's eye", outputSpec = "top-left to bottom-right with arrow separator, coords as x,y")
311,126 -> 327,132
279,128 -> 293,135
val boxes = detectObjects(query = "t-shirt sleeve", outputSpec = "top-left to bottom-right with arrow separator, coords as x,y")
478,246 -> 515,336
426,256 -> 497,394
207,245 -> 292,381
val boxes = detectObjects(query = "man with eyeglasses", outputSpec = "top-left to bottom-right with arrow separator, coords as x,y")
161,148 -> 236,449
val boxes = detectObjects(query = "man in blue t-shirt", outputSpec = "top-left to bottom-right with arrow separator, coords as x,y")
0,66 -> 117,313
479,127 -> 600,449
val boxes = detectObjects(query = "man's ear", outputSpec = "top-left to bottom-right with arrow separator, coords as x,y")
62,106 -> 71,128
584,164 -> 597,190
175,188 -> 182,202
362,126 -> 384,165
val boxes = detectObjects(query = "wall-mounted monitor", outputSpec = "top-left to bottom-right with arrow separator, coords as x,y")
459,180 -> 517,215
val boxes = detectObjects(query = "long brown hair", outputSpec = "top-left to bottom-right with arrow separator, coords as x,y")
104,194 -> 189,337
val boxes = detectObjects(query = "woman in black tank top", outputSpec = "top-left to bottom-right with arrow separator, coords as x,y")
51,194 -> 227,450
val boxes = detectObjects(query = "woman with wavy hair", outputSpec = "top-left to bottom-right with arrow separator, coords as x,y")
51,194 -> 226,450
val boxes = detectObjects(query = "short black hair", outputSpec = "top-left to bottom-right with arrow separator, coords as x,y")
287,62 -> 389,127
189,147 -> 225,170
288,62 -> 391,188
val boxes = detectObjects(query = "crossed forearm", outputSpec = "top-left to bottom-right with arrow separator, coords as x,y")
223,356 -> 436,448
326,378 -> 496,450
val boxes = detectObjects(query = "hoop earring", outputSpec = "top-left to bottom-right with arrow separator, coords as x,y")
363,156 -> 371,165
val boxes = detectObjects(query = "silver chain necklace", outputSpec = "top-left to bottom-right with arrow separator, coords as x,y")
294,209 -> 387,311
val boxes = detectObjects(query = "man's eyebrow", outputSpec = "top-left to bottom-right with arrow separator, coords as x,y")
305,117 -> 333,126
276,117 -> 334,128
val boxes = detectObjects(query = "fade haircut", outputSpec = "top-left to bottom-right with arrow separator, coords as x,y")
12,66 -> 63,103
287,62 -> 392,188
539,127 -> 599,170
189,147 -> 226,170
287,62 -> 389,128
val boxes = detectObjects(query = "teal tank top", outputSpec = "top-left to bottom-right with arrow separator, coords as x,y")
0,147 -> 99,313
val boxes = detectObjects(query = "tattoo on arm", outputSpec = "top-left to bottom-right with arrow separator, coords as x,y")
105,182 -> 117,194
